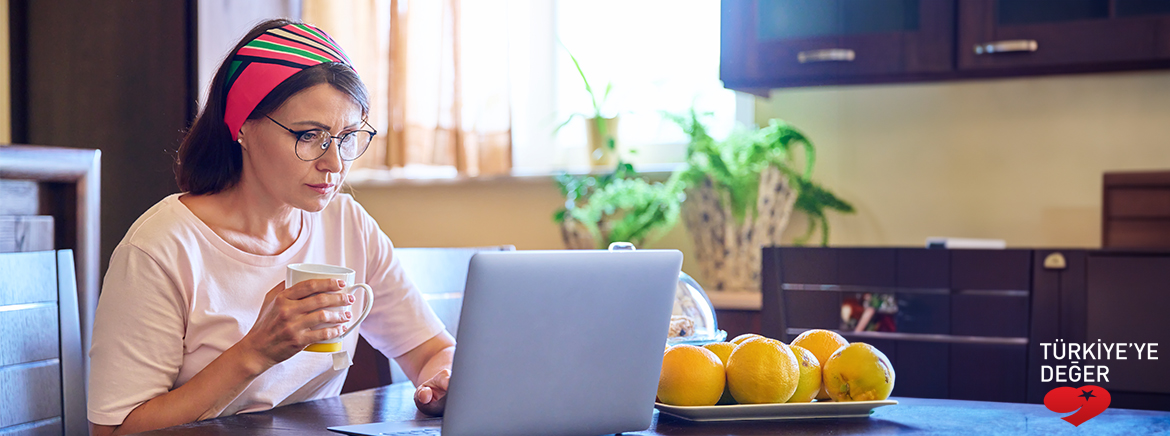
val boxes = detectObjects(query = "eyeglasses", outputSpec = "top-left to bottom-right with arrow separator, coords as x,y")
265,115 -> 377,162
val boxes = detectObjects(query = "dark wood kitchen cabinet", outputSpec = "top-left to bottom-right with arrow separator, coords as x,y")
1030,249 -> 1170,411
760,247 -> 1032,403
959,0 -> 1170,72
721,0 -> 955,91
760,246 -> 1170,411
722,0 -> 1170,91
1102,170 -> 1170,249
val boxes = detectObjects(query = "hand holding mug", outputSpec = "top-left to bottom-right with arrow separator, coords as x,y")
286,264 -> 374,353
241,277 -> 356,368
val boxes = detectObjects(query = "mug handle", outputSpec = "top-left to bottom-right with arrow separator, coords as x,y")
337,284 -> 374,339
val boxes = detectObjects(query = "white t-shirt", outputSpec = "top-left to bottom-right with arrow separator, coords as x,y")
87,193 -> 445,425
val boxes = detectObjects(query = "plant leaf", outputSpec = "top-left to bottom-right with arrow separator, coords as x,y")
601,82 -> 613,112
553,113 -> 582,135
666,109 -> 852,232
565,49 -> 601,117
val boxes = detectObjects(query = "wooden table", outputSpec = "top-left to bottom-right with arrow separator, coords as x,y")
136,382 -> 1170,435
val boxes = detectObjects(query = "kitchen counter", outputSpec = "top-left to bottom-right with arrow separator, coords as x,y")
707,291 -> 761,310
137,381 -> 1170,435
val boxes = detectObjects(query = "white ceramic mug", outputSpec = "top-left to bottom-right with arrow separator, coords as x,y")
287,263 -> 374,353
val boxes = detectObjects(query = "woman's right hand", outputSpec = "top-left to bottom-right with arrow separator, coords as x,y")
238,279 -> 355,371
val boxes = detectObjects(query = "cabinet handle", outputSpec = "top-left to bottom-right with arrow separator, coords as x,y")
974,39 -> 1038,55
1044,252 -> 1067,270
798,49 -> 855,63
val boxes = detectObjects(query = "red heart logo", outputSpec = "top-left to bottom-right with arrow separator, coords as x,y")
1043,385 -> 1111,426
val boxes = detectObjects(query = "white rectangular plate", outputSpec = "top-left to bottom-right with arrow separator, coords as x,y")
655,400 -> 897,422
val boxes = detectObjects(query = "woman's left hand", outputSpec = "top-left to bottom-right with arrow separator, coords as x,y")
414,368 -> 450,416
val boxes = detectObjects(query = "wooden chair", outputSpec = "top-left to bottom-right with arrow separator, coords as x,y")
341,245 -> 515,393
0,250 -> 86,435
1,145 -> 102,383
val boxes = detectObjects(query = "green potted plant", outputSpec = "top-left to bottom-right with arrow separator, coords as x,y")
554,163 -> 683,249
554,49 -> 618,168
665,108 -> 854,292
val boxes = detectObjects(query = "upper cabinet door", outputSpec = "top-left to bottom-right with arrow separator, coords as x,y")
958,0 -> 1170,70
721,0 -> 955,90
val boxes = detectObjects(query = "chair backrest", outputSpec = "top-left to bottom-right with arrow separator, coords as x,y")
343,245 -> 515,393
0,250 -> 86,435
394,246 -> 516,339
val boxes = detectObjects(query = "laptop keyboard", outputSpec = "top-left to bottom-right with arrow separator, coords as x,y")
377,430 -> 440,436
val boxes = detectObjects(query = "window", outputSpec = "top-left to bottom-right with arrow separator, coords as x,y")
510,0 -> 742,172
301,0 -> 745,177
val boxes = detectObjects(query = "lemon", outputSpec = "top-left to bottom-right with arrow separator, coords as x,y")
729,333 -> 764,345
786,345 -> 822,403
657,345 -> 726,406
702,342 -> 735,366
702,342 -> 738,405
790,329 -> 848,400
822,342 -> 895,402
791,330 -> 849,365
725,337 -> 799,404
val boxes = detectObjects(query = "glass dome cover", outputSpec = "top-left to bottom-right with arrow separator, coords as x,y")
607,242 -> 726,346
668,271 -> 727,345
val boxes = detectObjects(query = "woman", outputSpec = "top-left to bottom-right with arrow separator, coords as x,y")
88,19 -> 454,435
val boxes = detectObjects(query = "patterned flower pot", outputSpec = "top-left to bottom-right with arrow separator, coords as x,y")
561,217 -> 600,249
682,166 -> 797,293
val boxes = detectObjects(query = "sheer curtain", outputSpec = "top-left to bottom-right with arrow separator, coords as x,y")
304,0 -> 512,176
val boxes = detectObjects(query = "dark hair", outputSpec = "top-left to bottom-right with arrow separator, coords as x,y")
175,19 -> 370,195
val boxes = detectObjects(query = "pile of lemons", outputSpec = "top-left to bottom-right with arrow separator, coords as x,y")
657,329 -> 895,406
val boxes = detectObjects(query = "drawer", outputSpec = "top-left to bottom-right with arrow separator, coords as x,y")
951,291 -> 1030,337
837,248 -> 896,287
894,341 -> 948,399
1105,220 -> 1170,248
951,250 -> 1031,291
895,292 -> 950,334
896,249 -> 949,289
779,247 -> 837,284
950,343 -> 1026,403
784,290 -> 839,330
1107,187 -> 1170,218
715,309 -> 761,341
1086,255 -> 1170,394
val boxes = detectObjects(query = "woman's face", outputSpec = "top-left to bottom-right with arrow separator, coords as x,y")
238,83 -> 363,213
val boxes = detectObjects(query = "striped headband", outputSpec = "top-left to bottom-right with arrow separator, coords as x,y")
223,23 -> 354,141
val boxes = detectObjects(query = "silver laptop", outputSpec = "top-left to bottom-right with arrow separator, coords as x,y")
329,249 -> 682,436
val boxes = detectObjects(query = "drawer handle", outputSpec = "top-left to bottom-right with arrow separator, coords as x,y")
798,48 -> 855,63
1044,252 -> 1067,270
974,39 -> 1038,55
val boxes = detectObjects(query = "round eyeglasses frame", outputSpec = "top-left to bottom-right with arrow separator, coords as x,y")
265,115 -> 378,162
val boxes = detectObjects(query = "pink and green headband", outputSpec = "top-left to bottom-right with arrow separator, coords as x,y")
223,23 -> 354,141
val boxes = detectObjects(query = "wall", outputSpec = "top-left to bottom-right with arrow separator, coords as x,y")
347,179 -> 700,275
756,70 -> 1170,248
19,1 -> 191,275
353,70 -> 1170,292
